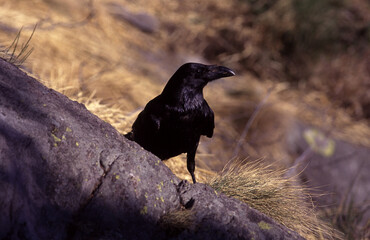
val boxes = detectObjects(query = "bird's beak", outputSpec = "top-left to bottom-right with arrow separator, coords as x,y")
207,65 -> 235,81
217,66 -> 236,77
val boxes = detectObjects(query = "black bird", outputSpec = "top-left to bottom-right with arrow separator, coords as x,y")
125,63 -> 235,183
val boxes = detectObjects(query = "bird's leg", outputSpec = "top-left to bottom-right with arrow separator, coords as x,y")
187,142 -> 199,184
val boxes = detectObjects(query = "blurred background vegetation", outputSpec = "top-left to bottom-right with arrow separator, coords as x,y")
0,0 -> 369,239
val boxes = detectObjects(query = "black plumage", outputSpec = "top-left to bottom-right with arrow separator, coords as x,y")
125,63 -> 235,183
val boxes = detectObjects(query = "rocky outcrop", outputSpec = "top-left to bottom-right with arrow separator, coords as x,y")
0,58 -> 304,239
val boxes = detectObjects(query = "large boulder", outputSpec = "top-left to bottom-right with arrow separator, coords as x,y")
0,59 -> 304,239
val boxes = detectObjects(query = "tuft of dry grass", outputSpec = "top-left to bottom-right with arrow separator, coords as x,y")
0,25 -> 35,66
208,160 -> 342,240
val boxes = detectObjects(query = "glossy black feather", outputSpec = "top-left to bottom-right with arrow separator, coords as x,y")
125,63 -> 235,183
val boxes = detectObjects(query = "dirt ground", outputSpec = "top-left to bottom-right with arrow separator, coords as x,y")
0,0 -> 369,238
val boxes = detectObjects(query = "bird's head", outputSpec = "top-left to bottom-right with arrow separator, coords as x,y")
181,62 -> 235,82
163,63 -> 235,94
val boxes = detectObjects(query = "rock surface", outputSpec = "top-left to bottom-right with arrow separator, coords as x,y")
288,123 -> 370,228
0,59 -> 304,239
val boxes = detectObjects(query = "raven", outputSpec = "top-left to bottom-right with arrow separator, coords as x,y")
125,63 -> 235,183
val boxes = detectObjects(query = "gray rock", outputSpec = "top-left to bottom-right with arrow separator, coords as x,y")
287,122 -> 370,229
0,58 -> 304,239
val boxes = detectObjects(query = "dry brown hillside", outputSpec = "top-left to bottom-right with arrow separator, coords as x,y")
1,0 -> 369,239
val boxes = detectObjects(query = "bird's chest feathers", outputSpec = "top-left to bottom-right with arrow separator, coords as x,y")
154,90 -> 214,138
163,101 -> 212,133
178,90 -> 205,111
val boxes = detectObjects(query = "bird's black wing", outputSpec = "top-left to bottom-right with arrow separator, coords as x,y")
131,95 -> 165,140
199,100 -> 214,138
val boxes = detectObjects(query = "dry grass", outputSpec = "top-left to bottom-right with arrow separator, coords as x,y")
1,0 -> 369,239
209,160 -> 342,240
0,26 -> 35,66
247,0 -> 370,120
